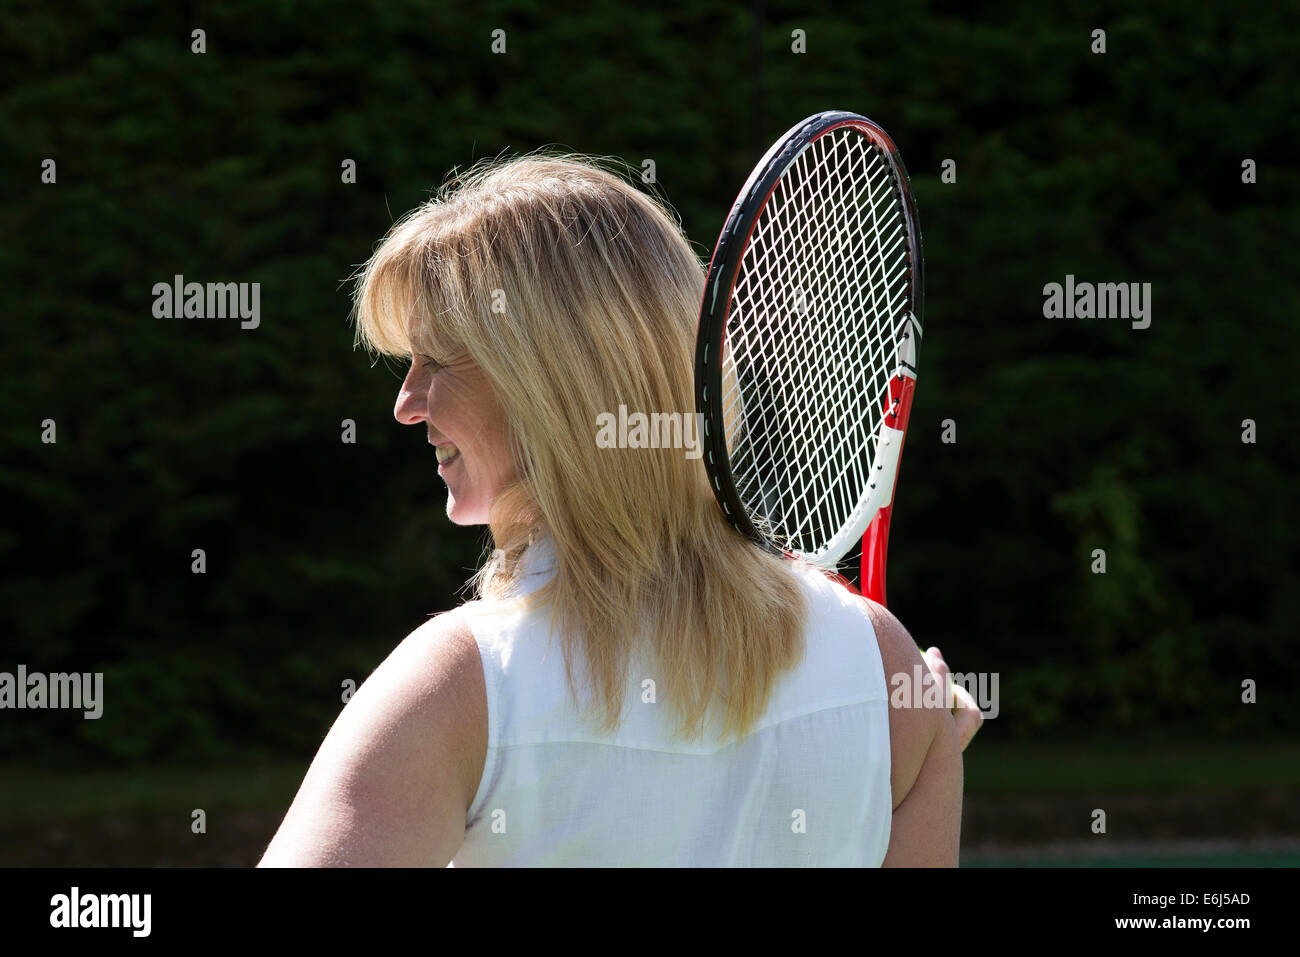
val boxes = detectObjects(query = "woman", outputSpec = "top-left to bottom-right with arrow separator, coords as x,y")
259,154 -> 978,867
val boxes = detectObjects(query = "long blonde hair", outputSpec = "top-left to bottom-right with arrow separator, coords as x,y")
351,153 -> 809,744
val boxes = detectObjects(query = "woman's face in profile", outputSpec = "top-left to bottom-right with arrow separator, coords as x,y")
393,336 -> 516,526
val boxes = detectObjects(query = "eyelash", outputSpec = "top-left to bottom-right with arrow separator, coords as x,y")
417,354 -> 444,371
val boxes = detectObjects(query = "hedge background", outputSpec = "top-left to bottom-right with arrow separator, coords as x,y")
1,0 -> 1296,769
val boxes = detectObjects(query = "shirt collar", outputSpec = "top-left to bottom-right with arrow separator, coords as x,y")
513,530 -> 557,591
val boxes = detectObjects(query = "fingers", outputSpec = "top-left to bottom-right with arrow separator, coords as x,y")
921,646 -> 948,681
921,646 -> 984,752
920,647 -> 955,711
949,684 -> 983,751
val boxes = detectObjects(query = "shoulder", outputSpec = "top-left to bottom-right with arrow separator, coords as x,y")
782,570 -> 946,810
401,605 -> 482,669
396,609 -> 489,809
258,610 -> 488,867
858,598 -> 949,811
786,562 -> 864,616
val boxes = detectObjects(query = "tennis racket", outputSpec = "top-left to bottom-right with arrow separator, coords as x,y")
694,109 -> 923,607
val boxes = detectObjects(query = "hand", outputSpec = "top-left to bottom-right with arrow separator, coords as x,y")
920,646 -> 983,751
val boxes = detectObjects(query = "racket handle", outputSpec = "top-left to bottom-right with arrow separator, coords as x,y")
861,509 -> 892,605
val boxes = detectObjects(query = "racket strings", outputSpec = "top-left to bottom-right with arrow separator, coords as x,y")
720,127 -> 914,558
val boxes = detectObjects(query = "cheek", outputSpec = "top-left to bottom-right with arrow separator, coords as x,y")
427,382 -> 467,431
482,417 -> 516,481
483,424 -> 512,476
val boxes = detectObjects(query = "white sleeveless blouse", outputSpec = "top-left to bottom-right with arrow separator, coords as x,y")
445,536 -> 893,867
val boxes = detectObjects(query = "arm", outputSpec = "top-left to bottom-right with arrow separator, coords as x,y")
866,600 -> 963,867
258,613 -> 486,867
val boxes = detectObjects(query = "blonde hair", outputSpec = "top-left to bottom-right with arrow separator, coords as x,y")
351,152 -> 809,744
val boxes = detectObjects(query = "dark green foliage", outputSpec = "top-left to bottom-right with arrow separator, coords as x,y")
1,0 -> 1295,766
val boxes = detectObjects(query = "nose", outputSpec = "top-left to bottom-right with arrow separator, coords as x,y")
393,373 -> 427,426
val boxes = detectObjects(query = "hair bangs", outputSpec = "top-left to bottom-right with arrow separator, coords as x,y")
351,202 -> 474,362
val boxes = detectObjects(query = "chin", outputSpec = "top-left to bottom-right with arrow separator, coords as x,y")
445,497 -> 490,527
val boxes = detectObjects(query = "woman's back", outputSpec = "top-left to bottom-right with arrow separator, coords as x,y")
445,536 -> 892,867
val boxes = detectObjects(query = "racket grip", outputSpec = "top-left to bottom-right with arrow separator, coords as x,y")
861,508 -> 893,605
